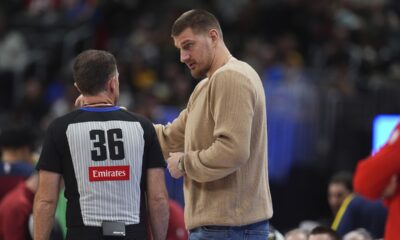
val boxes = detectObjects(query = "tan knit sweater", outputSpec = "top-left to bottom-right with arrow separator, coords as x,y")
154,57 -> 273,230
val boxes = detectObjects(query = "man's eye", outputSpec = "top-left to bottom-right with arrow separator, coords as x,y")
184,43 -> 193,50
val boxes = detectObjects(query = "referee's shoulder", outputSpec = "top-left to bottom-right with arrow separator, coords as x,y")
46,109 -> 84,129
119,108 -> 153,126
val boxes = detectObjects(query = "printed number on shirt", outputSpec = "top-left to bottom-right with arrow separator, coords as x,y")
90,128 -> 125,161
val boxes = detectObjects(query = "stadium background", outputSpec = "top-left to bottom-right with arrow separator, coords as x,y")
1,0 -> 400,233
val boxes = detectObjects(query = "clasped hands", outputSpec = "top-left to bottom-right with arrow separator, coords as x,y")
167,152 -> 185,179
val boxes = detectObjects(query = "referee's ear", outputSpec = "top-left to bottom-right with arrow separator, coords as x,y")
108,77 -> 118,94
74,83 -> 85,107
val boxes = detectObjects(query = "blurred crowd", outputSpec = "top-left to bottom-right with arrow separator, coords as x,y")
1,0 -> 400,234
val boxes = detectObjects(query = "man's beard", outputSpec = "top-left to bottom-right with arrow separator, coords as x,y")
190,60 -> 212,79
190,68 -> 207,79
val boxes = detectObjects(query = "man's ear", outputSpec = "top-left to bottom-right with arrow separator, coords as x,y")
74,82 -> 82,94
108,77 -> 117,94
209,29 -> 219,46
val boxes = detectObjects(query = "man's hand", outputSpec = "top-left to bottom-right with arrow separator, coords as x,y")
382,175 -> 398,198
167,152 -> 184,179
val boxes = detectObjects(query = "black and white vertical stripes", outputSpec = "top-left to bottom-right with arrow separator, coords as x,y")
66,121 -> 144,226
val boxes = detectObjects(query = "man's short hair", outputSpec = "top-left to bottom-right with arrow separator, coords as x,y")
343,228 -> 373,240
329,171 -> 353,192
73,50 -> 117,95
310,226 -> 339,240
0,124 -> 36,150
285,228 -> 308,239
171,9 -> 222,38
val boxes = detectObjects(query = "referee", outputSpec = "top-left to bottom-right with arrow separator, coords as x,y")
33,50 -> 169,240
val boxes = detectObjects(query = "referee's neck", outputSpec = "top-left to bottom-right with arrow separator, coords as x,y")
81,93 -> 115,107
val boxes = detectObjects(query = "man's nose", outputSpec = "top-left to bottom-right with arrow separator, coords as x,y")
180,51 -> 189,63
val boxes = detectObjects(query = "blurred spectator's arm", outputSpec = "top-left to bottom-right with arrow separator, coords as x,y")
354,123 -> 400,199
1,197 -> 31,240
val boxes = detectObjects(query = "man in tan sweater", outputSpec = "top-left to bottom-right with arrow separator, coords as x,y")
155,9 -> 273,239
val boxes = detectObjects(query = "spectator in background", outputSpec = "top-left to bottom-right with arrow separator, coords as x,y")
269,225 -> 285,240
308,226 -> 339,240
0,174 -> 39,240
343,228 -> 373,240
331,180 -> 387,239
0,124 -> 36,201
166,200 -> 187,240
327,171 -> 353,224
0,10 -> 29,109
154,9 -> 273,239
354,122 -> 400,240
328,171 -> 387,239
14,78 -> 50,126
0,11 -> 28,73
284,228 -> 308,240
0,174 -> 64,240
